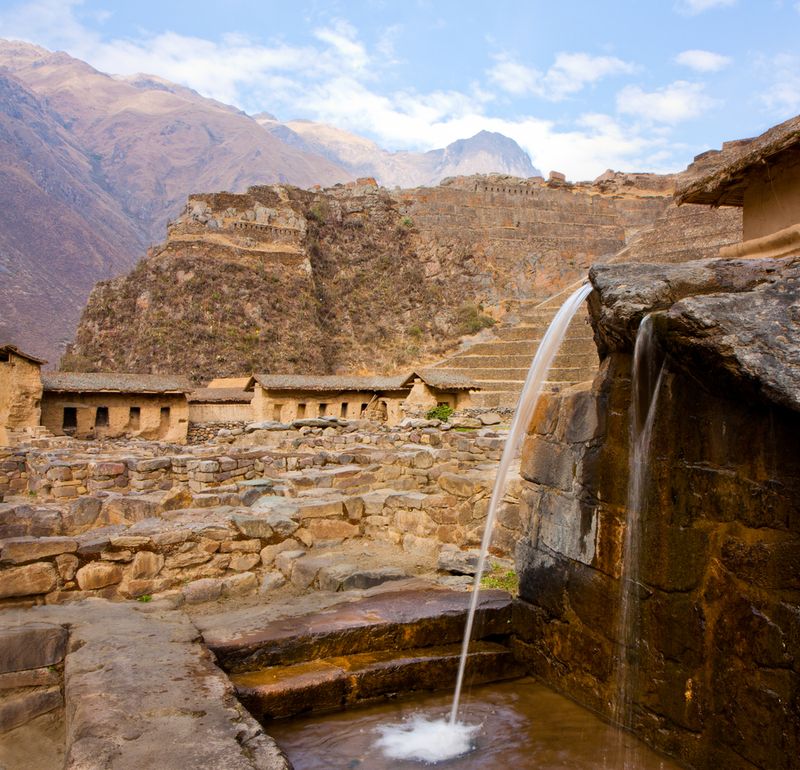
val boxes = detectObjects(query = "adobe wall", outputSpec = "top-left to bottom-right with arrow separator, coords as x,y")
743,152 -> 800,241
253,388 -> 407,425
41,393 -> 188,443
188,402 -> 253,424
0,353 -> 43,446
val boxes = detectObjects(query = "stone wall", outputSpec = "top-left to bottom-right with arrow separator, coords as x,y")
187,421 -> 249,444
514,258 -> 800,770
0,623 -> 65,740
0,421 -> 520,606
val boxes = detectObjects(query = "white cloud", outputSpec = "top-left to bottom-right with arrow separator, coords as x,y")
760,53 -> 800,113
675,0 -> 736,15
675,49 -> 732,72
0,0 -> 685,180
488,51 -> 633,101
617,80 -> 717,123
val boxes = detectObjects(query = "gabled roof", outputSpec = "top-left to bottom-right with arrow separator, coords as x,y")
247,374 -> 410,393
187,387 -> 253,403
246,370 -> 477,393
676,114 -> 800,207
0,344 -> 47,366
42,372 -> 192,394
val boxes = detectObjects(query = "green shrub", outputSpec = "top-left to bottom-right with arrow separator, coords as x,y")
456,303 -> 496,335
426,404 -> 454,422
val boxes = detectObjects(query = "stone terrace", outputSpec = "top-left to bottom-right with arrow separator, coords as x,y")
0,417 -> 521,608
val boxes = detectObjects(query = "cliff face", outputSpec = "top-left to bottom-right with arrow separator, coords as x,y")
65,173 -> 738,382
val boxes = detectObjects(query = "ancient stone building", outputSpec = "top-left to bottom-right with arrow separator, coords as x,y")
248,371 -> 474,426
677,114 -> 800,258
0,344 -> 45,446
41,372 -> 191,442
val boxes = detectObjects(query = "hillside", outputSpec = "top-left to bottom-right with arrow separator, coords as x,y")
0,70 -> 145,359
63,173 -> 739,383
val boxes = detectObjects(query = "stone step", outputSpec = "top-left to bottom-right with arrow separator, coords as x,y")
199,586 -> 513,673
473,367 -> 595,389
232,640 -> 522,720
437,353 -> 598,371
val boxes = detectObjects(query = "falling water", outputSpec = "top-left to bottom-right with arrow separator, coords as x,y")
613,315 -> 665,741
375,282 -> 594,763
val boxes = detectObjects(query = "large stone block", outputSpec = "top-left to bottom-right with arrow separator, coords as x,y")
306,519 -> 359,542
438,472 -> 480,498
75,562 -> 123,590
0,687 -> 62,733
520,435 -> 575,491
0,623 -> 67,673
0,562 -> 57,598
0,536 -> 78,564
129,550 -> 165,580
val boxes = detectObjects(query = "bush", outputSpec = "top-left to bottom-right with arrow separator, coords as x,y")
456,303 -> 496,335
426,404 -> 454,422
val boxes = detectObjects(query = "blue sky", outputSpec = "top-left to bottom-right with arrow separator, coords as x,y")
1,0 -> 798,179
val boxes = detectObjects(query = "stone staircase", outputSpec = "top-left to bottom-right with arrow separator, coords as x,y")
435,283 -> 599,408
198,585 -> 522,721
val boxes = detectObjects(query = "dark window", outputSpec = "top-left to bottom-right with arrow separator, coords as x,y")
297,403 -> 306,418
0,351 -> 9,363
361,403 -> 368,414
63,407 -> 77,430
129,406 -> 141,429
340,403 -> 348,418
95,406 -> 109,427
318,403 -> 328,416
160,406 -> 171,421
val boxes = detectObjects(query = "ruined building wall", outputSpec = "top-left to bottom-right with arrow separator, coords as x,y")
0,352 -> 43,446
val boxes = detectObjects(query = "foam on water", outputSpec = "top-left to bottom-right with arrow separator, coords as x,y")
375,715 -> 480,763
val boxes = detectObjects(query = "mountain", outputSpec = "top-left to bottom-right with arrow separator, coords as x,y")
0,41 -> 350,245
257,117 -> 541,187
0,70 -> 145,359
0,39 -> 541,364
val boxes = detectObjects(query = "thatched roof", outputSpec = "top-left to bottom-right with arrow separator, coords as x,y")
248,374 -> 410,393
0,344 -> 47,366
247,370 -> 477,393
676,114 -> 800,206
187,387 -> 253,403
43,372 -> 192,394
413,369 -> 475,390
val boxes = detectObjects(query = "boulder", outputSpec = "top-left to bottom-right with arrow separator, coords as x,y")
0,623 -> 67,673
76,562 -> 123,590
0,562 -> 57,598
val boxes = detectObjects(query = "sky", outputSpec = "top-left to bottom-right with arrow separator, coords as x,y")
0,0 -> 798,179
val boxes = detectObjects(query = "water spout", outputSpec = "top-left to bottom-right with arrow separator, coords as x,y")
614,314 -> 665,739
449,282 -> 594,725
